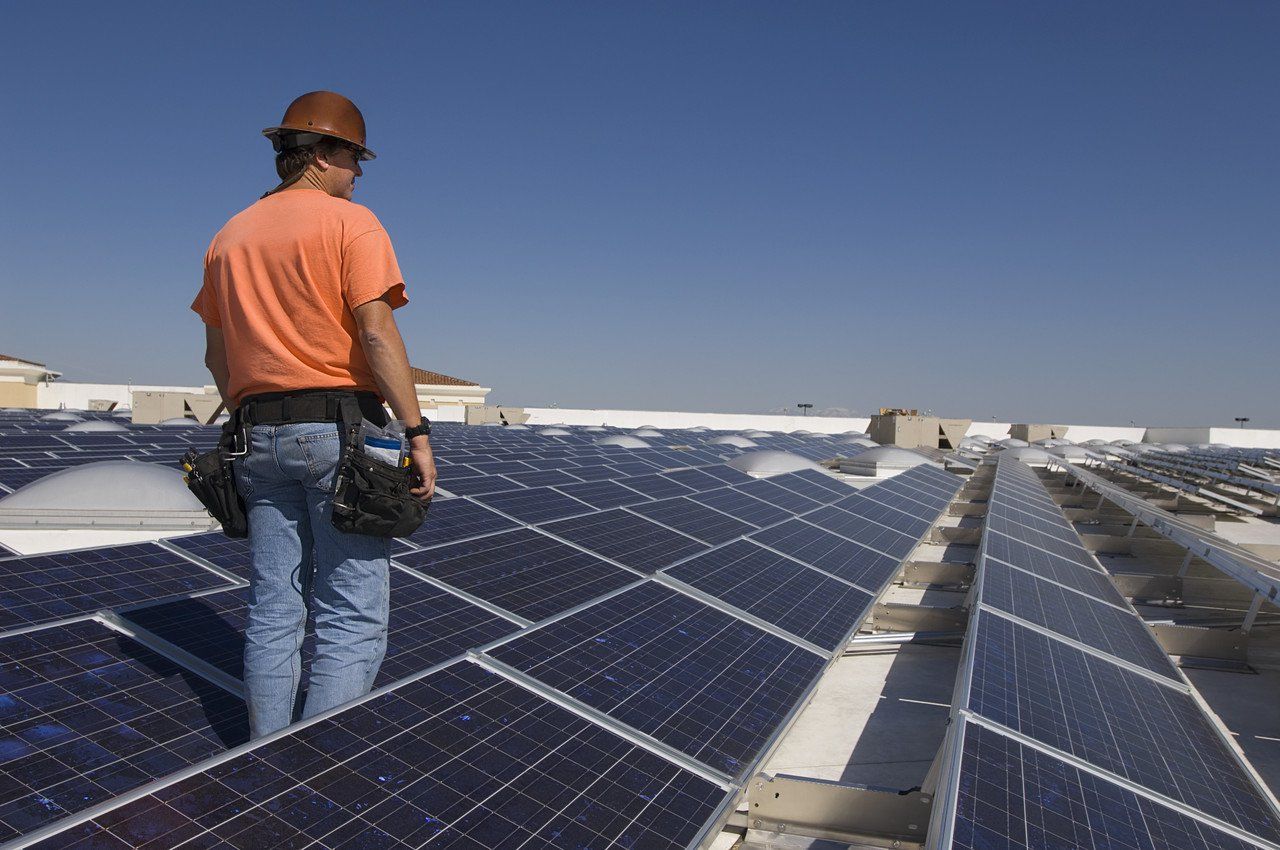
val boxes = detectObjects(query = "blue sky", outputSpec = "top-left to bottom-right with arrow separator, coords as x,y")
2,3 -> 1276,426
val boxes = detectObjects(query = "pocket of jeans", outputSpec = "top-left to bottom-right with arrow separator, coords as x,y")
232,458 -> 254,499
298,430 -> 341,489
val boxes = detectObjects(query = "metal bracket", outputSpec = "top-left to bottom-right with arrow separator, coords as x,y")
898,561 -> 975,588
1148,622 -> 1249,662
744,772 -> 931,848
870,602 -> 969,633
1109,572 -> 1182,604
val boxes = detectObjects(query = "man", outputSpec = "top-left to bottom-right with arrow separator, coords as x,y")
193,91 -> 436,738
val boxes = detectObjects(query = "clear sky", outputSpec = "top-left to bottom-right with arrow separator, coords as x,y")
2,2 -> 1276,426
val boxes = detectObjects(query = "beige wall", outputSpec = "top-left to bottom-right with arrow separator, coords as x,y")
0,382 -> 38,407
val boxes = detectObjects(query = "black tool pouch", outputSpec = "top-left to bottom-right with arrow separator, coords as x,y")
327,394 -> 428,539
181,420 -> 249,538
331,437 -> 428,538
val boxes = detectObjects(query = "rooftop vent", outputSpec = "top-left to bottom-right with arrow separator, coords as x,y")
726,450 -> 827,477
0,461 -> 217,530
63,421 -> 129,433
595,435 -> 649,448
839,446 -> 936,476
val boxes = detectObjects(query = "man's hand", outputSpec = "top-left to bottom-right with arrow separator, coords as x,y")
408,438 -> 436,503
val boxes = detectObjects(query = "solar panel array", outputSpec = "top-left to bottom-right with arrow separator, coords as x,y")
931,456 -> 1280,849
0,411 -> 966,848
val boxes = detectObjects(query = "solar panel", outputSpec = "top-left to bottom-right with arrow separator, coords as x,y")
750,519 -> 902,590
765,472 -> 847,505
660,467 -> 730,492
799,507 -> 919,559
395,529 -> 635,622
626,496 -> 756,545
501,468 -> 585,489
734,478 -> 824,513
664,540 -> 874,650
784,467 -> 854,497
0,544 -> 234,633
35,662 -> 730,849
830,494 -> 934,537
983,532 -> 1125,605
432,472 -> 522,496
979,560 -> 1180,680
949,721 -> 1268,850
615,473 -> 697,500
167,532 -> 253,579
0,620 -> 246,838
540,509 -> 707,573
472,486 -> 595,525
550,479 -> 652,509
699,464 -> 755,485
119,587 -> 250,679
488,582 -> 825,777
399,497 -> 521,550
689,486 -> 794,528
967,612 -> 1280,839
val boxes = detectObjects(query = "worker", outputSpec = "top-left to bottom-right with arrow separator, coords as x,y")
192,91 -> 436,737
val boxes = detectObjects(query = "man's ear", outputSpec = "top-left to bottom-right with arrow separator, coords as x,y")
312,150 -> 333,172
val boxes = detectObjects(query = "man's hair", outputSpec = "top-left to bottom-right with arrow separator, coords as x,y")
274,136 -> 346,181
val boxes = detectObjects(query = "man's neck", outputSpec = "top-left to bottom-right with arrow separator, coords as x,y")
280,167 -> 331,195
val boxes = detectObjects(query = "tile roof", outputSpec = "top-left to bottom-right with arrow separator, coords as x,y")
410,366 -> 479,387
0,354 -> 48,368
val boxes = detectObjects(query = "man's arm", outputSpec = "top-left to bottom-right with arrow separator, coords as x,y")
352,296 -> 436,501
204,326 -> 233,408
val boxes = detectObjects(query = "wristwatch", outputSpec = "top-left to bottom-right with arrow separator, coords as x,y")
403,420 -> 432,440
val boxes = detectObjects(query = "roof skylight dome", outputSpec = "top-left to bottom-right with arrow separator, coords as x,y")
594,435 -> 649,448
839,446 -> 937,476
158,417 -> 200,427
839,436 -> 879,448
63,420 -> 129,433
1161,443 -> 1190,453
584,426 -> 608,432
997,438 -> 1030,448
0,461 -> 217,530
631,428 -> 663,438
708,435 -> 757,448
538,427 -> 572,436
1111,439 -> 1135,446
41,411 -> 83,422
1004,447 -> 1055,465
1047,445 -> 1090,461
727,450 -> 829,477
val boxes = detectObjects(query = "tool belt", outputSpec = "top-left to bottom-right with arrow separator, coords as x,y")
182,389 -> 428,540
181,419 -> 249,538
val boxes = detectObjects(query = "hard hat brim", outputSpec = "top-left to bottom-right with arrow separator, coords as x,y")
262,125 -> 376,161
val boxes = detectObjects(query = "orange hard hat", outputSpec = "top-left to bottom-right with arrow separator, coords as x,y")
262,91 -> 376,160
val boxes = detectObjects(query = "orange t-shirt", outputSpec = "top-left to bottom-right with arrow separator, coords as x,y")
192,190 -> 407,406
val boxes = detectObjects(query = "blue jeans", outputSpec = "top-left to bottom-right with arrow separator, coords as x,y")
233,422 -> 390,738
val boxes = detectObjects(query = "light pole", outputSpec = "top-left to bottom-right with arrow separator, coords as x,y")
1235,417 -> 1250,429
797,403 -> 813,417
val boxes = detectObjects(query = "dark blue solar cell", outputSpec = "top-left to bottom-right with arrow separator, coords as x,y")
396,529 -> 635,621
401,498 -> 521,549
120,588 -> 250,679
660,467 -> 728,492
617,473 -> 696,500
698,465 -> 755,485
734,478 -> 823,513
501,469 -> 585,489
830,495 -> 934,537
952,722 -> 1266,850
784,468 -> 855,497
472,487 -> 595,525
29,662 -> 728,850
554,463 -> 624,482
750,519 -> 902,590
489,583 -> 825,776
968,612 -> 1280,841
800,507 -> 918,558
979,559 -> 1178,680
540,509 -> 706,572
982,532 -> 1122,605
434,473 -> 524,496
551,479 -> 652,509
665,541 -> 873,650
689,486 -> 793,528
626,497 -> 755,545
0,435 -> 69,450
766,472 -> 846,505
0,621 -> 246,838
0,544 -> 233,632
607,460 -> 664,477
167,532 -> 252,579
463,459 -> 536,476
